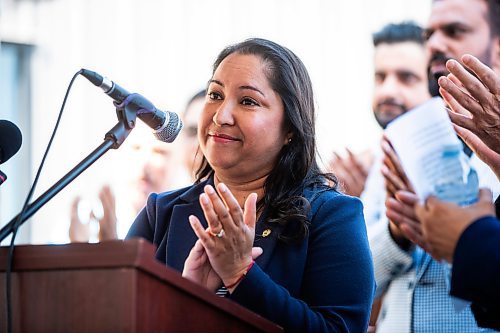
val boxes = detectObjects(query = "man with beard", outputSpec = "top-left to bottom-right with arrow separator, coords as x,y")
425,0 -> 497,98
332,22 -> 431,333
329,23 -> 430,201
371,0 -> 500,332
360,22 -> 431,229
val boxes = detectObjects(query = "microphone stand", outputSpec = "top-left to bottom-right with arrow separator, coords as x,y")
0,104 -> 137,242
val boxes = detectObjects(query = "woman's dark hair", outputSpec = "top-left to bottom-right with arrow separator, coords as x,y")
195,38 -> 337,242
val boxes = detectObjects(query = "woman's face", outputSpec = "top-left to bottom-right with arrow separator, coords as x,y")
198,53 -> 290,181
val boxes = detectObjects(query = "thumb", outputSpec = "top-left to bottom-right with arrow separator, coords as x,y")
424,195 -> 439,208
187,239 -> 205,261
478,188 -> 493,203
251,247 -> 263,260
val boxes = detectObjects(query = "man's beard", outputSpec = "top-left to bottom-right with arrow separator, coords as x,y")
373,100 -> 407,129
428,71 -> 441,97
427,52 -> 451,97
427,47 -> 492,97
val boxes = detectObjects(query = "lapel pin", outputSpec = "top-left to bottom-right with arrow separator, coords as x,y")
262,229 -> 272,237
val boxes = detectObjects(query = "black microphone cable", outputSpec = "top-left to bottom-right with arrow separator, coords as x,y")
4,69 -> 84,333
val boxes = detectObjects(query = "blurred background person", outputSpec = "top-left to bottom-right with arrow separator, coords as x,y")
328,22 -> 430,200
375,0 -> 500,331
69,122 -> 190,242
180,89 -> 206,181
349,21 -> 431,332
127,124 -> 190,214
362,21 -> 431,226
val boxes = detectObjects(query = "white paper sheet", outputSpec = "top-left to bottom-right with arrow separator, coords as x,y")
385,97 -> 478,205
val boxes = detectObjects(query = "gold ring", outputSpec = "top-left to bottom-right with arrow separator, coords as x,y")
208,228 -> 225,238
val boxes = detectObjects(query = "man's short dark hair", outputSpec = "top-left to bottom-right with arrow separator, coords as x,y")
373,21 -> 424,47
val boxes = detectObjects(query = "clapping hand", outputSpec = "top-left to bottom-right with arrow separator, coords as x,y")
328,149 -> 372,197
381,137 -> 424,249
69,196 -> 91,243
183,183 -> 260,292
438,55 -> 500,179
95,185 -> 117,241
415,188 -> 495,263
438,55 -> 499,154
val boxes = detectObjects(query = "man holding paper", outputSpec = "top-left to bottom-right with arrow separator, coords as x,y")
384,55 -> 500,329
369,0 -> 500,332
415,54 -> 499,329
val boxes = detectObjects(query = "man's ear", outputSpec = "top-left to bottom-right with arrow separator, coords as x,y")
491,36 -> 500,74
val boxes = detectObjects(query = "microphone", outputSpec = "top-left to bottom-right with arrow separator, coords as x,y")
0,120 -> 23,164
80,69 -> 182,143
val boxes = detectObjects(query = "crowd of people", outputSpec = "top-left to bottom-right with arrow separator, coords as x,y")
332,0 -> 499,331
69,0 -> 500,331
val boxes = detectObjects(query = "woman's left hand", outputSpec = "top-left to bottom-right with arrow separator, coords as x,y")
182,239 -> 222,291
188,183 -> 258,289
183,237 -> 264,291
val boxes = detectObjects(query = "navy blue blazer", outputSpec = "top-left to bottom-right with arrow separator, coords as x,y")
451,216 -> 500,330
126,178 -> 375,332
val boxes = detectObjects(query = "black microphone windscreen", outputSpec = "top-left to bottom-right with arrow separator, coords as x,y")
0,120 -> 23,164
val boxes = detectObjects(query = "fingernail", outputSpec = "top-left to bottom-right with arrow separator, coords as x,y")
446,59 -> 456,70
188,215 -> 196,225
200,193 -> 209,205
218,183 -> 227,193
437,76 -> 447,87
205,185 -> 215,194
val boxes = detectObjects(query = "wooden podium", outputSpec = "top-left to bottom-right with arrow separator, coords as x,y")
0,239 -> 282,333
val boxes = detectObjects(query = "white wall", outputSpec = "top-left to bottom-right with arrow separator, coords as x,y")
0,0 -> 431,244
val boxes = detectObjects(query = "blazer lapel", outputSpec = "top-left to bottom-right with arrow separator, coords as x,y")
166,181 -> 208,272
